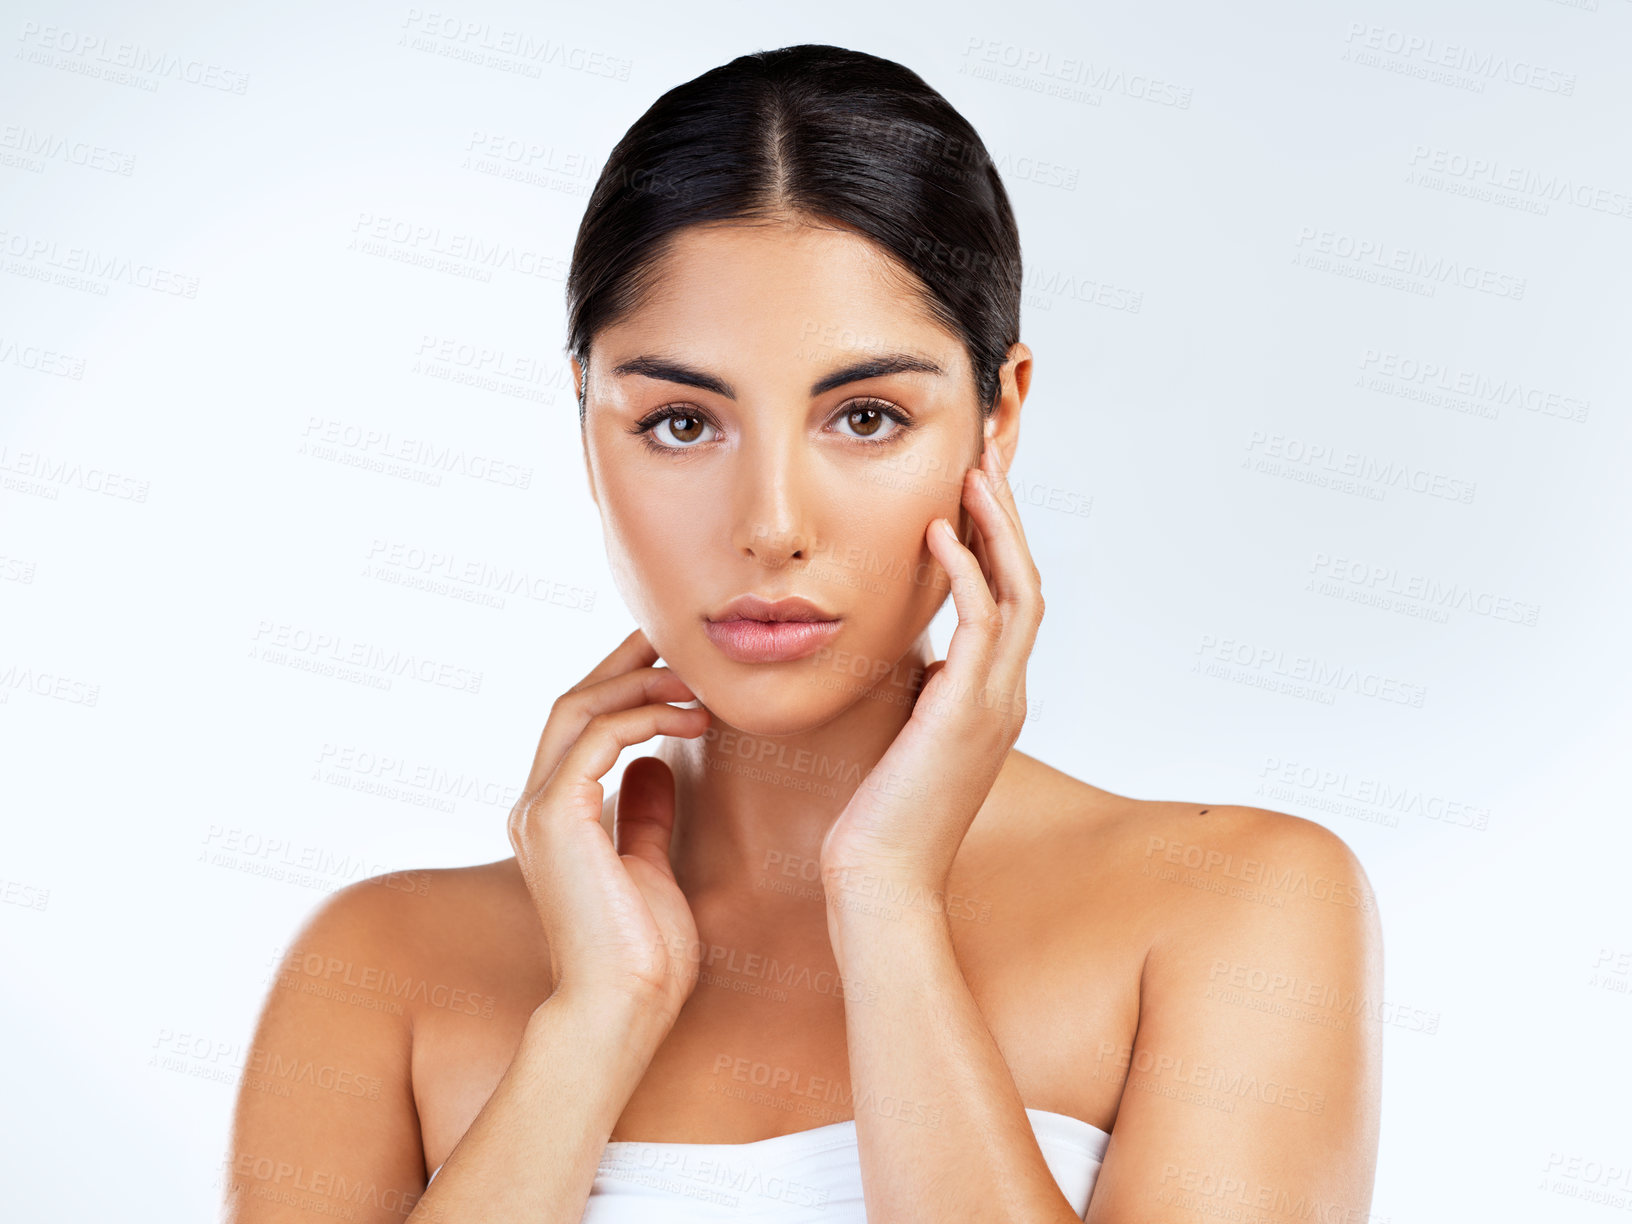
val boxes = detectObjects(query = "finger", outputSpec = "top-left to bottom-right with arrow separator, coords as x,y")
980,435 -> 1024,532
614,756 -> 680,880
973,441 -> 1043,607
567,625 -> 659,695
925,515 -> 1002,714
961,499 -> 994,590
525,667 -> 696,793
961,465 -> 1034,612
959,455 -> 1045,700
540,702 -> 711,818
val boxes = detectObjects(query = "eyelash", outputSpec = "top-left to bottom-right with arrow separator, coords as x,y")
626,398 -> 914,454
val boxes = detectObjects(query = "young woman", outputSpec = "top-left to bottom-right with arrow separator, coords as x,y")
226,44 -> 1382,1224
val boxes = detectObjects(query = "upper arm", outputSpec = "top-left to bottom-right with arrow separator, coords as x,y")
1085,808 -> 1384,1224
224,876 -> 428,1223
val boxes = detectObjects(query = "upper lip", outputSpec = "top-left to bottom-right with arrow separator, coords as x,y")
708,594 -> 838,623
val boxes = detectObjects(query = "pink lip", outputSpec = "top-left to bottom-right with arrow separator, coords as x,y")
703,617 -> 842,663
709,593 -> 837,623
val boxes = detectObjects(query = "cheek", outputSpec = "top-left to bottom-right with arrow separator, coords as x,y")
599,495 -> 699,631
830,496 -> 951,612
873,448 -> 968,538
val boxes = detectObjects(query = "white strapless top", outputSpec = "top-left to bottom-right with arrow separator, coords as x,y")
427,1107 -> 1111,1220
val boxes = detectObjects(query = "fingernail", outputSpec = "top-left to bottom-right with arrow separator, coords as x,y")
939,517 -> 958,542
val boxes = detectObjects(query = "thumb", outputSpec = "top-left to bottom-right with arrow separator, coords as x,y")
613,756 -> 680,879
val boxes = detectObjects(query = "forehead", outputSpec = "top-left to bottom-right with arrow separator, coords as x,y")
595,220 -> 962,368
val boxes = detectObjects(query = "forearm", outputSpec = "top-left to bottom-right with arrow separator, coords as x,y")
826,871 -> 1080,1224
409,990 -> 672,1224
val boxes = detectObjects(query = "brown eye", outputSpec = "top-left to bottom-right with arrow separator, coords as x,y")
848,407 -> 885,437
665,415 -> 706,443
633,408 -> 719,449
834,398 -> 909,445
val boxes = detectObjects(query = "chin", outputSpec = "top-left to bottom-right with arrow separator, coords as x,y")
681,666 -> 864,738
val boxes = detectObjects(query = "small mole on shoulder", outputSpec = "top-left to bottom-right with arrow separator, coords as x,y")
1199,808 -> 1209,815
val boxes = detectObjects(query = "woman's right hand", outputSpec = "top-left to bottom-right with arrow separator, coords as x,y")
508,626 -> 711,1025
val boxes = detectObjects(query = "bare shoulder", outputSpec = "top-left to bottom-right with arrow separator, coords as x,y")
227,863 -> 546,1214
283,860 -> 549,1024
1045,783 -> 1385,1218
275,867 -> 452,990
1119,796 -> 1380,925
992,751 -> 1380,953
1085,785 -> 1384,1004
293,781 -> 644,1021
228,871 -> 459,1215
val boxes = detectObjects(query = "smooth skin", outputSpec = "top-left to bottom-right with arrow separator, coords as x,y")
224,217 -> 1382,1223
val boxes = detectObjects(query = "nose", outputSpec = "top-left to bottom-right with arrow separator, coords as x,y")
730,434 -> 815,566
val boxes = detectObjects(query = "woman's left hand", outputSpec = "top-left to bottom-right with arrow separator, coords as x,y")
817,431 -> 1045,893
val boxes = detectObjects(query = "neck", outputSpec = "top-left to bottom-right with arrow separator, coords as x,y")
656,629 -> 936,917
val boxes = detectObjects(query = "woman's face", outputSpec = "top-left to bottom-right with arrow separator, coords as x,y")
577,219 -> 987,735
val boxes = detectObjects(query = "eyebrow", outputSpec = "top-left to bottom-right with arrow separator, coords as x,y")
610,352 -> 946,400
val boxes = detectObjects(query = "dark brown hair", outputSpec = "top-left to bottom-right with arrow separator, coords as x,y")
564,43 -> 1022,425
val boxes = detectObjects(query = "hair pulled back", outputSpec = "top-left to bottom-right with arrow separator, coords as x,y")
565,43 -> 1022,425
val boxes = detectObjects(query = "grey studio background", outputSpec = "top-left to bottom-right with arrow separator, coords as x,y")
3,1 -> 1630,1220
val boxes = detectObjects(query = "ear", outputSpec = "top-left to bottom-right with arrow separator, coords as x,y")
985,341 -> 1031,465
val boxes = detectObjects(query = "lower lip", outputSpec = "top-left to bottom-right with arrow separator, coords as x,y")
704,618 -> 842,663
